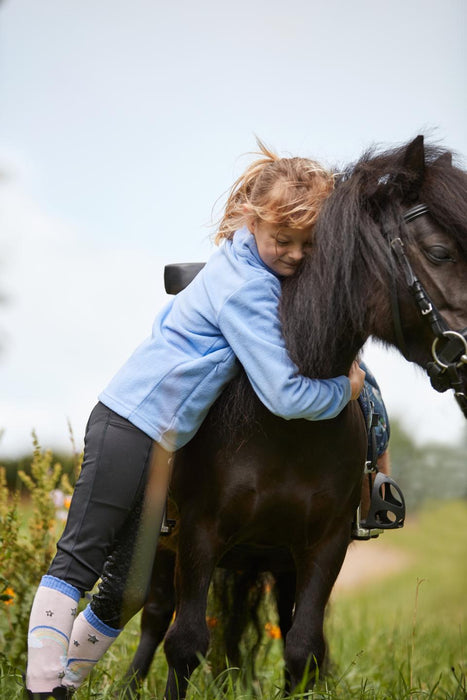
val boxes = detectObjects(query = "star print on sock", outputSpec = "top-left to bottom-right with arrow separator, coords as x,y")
73,640 -> 80,646
45,610 -> 54,616
71,607 -> 77,617
58,671 -> 65,679
88,634 -> 99,644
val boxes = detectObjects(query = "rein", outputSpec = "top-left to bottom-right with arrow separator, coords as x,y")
387,204 -> 467,418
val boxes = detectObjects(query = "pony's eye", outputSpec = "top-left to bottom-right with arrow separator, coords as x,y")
424,245 -> 455,264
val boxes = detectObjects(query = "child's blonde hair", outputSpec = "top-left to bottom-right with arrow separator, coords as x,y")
215,140 -> 334,244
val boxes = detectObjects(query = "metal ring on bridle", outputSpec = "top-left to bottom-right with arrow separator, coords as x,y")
432,331 -> 467,369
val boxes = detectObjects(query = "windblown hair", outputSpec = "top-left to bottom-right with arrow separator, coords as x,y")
215,140 -> 334,243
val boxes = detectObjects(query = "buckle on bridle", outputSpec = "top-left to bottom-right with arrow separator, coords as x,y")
421,303 -> 433,316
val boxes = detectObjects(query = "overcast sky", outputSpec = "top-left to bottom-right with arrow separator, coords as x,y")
1,0 -> 466,457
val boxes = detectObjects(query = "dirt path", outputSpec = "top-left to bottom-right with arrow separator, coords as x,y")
334,537 -> 411,592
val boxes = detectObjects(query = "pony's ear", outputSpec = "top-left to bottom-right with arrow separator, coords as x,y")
433,151 -> 453,168
400,135 -> 425,202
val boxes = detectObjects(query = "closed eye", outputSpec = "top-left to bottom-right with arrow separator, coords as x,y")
424,245 -> 456,264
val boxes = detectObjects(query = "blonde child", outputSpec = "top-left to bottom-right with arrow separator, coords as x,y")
25,143 -> 365,699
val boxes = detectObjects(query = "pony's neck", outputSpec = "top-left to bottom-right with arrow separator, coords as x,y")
280,193 -> 400,379
280,261 -> 374,379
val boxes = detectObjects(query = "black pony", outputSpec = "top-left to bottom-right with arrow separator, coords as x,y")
123,136 -> 467,699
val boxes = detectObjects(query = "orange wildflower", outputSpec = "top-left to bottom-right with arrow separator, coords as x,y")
3,587 -> 16,606
206,616 -> 219,629
264,622 -> 281,639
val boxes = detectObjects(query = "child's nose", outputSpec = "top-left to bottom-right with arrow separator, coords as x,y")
289,246 -> 305,261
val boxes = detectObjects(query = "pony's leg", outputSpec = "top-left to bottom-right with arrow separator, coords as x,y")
285,527 -> 349,690
275,570 -> 296,639
274,570 -> 296,692
121,548 -> 176,699
163,522 -> 220,700
223,569 -> 264,672
207,569 -> 252,673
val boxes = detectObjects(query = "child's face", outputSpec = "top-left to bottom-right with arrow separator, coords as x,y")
249,219 -> 312,276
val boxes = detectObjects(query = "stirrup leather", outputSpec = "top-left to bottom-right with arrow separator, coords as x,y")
160,503 -> 176,536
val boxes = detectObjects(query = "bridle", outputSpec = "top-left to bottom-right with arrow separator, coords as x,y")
387,203 -> 467,418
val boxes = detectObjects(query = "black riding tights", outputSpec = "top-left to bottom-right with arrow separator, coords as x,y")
48,402 -> 158,629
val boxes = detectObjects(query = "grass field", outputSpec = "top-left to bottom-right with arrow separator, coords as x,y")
2,500 -> 466,699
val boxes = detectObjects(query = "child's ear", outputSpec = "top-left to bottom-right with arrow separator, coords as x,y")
242,203 -> 256,233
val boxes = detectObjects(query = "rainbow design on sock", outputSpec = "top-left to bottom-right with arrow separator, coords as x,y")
64,658 -> 97,683
28,625 -> 69,651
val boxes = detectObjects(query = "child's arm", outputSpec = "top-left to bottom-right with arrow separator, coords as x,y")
218,278 -> 356,421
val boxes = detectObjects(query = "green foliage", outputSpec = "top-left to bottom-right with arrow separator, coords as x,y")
1,450 -> 80,492
324,501 -> 466,699
0,435 -> 80,665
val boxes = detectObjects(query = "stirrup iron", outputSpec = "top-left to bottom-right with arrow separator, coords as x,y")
352,469 -> 406,540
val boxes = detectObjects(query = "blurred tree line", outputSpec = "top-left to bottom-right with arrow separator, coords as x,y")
1,418 -> 466,511
389,418 -> 466,510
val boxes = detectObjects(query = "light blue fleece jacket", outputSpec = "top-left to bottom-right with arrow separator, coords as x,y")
99,227 -> 351,451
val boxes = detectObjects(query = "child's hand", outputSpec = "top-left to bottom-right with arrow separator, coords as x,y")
348,361 -> 365,400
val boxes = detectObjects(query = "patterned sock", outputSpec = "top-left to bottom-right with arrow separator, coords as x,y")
62,604 -> 121,689
26,575 -> 81,693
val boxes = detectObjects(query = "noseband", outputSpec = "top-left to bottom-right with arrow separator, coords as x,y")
387,204 -> 467,418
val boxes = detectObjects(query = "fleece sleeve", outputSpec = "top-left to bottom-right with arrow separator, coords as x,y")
217,278 -> 351,421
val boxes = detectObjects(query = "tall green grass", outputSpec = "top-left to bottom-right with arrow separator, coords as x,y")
2,500 -> 465,699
